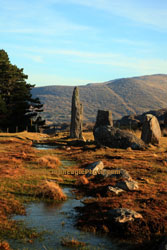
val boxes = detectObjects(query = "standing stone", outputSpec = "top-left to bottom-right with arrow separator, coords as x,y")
141,114 -> 161,145
94,110 -> 113,129
70,87 -> 83,139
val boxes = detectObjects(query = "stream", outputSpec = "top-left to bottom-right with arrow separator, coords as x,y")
9,144 -> 129,250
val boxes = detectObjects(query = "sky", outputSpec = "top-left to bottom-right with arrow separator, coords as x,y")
0,0 -> 167,86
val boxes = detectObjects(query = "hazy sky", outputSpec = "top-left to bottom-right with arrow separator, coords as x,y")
1,0 -> 167,86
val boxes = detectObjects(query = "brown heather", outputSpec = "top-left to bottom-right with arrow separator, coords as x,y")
0,130 -> 167,249
37,155 -> 61,168
36,181 -> 67,201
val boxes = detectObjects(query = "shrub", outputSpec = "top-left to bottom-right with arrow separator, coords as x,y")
76,176 -> 89,185
36,181 -> 66,201
0,241 -> 12,250
37,155 -> 61,168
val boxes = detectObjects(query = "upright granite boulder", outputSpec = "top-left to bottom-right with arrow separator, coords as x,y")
94,110 -> 113,128
93,125 -> 145,150
141,114 -> 161,145
70,87 -> 83,139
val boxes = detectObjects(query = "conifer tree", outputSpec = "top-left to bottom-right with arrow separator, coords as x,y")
0,49 -> 45,131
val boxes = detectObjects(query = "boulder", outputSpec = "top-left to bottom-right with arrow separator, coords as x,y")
70,87 -> 83,139
141,114 -> 161,145
94,110 -> 113,128
116,179 -> 139,191
101,168 -> 132,180
85,161 -> 104,176
115,115 -> 140,129
109,208 -> 143,223
93,125 -> 145,150
115,108 -> 167,129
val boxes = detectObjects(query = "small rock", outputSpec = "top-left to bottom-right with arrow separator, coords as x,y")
109,208 -> 143,223
127,147 -> 133,151
102,168 -> 132,181
108,186 -> 124,195
116,180 -> 139,191
86,161 -> 104,176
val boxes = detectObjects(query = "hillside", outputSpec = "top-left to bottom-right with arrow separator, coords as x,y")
31,74 -> 167,124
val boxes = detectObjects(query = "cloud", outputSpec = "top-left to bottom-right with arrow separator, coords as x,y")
53,0 -> 167,31
17,45 -> 167,75
15,46 -> 120,59
28,55 -> 167,86
27,55 -> 44,63
112,38 -> 150,47
0,0 -> 93,36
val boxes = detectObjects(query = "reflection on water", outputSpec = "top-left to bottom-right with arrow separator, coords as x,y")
33,144 -> 58,150
10,187 -> 126,250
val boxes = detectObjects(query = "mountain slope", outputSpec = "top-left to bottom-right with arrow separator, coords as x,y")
31,74 -> 167,124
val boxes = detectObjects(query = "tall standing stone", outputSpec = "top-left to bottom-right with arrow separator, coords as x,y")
94,110 -> 113,129
141,114 -> 161,145
70,87 -> 83,139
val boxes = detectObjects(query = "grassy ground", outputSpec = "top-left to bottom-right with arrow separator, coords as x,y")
0,130 -> 167,250
0,132 -> 75,249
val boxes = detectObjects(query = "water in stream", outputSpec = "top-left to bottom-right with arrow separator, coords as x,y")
10,187 -> 123,250
33,144 -> 58,150
8,144 -> 130,250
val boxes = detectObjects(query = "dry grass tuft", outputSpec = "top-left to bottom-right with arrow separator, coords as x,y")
76,176 -> 89,185
36,181 -> 67,201
0,241 -> 12,250
37,155 -> 61,168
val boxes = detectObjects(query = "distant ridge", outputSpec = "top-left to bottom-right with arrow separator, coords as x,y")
31,74 -> 167,124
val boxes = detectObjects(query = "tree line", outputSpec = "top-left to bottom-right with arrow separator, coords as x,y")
0,49 -> 45,132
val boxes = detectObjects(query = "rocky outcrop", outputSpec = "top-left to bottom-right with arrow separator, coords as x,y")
94,110 -> 113,128
141,114 -> 161,145
70,87 -> 83,139
109,208 -> 143,223
93,125 -> 145,150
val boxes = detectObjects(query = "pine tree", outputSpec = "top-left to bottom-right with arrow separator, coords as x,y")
0,49 -> 45,131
